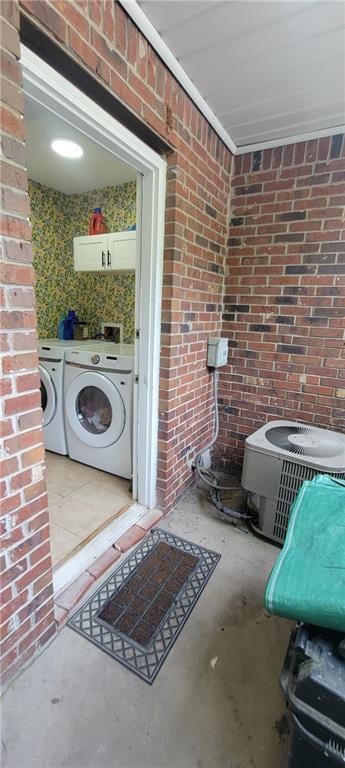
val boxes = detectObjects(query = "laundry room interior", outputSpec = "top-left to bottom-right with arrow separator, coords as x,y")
26,95 -> 139,570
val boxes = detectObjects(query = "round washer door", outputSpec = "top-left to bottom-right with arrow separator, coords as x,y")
39,364 -> 56,427
65,371 -> 125,448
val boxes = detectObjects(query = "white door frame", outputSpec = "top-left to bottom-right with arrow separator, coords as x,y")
21,46 -> 166,510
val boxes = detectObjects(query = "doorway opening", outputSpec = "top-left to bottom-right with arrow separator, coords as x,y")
21,46 -> 166,593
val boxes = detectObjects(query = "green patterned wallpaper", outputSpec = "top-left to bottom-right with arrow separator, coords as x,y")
29,179 -> 136,341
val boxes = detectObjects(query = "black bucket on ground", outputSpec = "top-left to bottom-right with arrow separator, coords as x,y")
280,624 -> 345,767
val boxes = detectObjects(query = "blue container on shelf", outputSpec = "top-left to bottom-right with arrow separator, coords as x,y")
64,310 -> 78,340
57,310 -> 78,340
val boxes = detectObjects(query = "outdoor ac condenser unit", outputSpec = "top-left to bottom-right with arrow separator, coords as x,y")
241,420 -> 345,544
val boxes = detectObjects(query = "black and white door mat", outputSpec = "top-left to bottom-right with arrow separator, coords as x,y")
68,527 -> 221,683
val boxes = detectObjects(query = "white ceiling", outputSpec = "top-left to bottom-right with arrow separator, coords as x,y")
25,98 -> 136,194
130,0 -> 345,152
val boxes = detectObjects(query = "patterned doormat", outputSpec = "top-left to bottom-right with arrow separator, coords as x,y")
68,527 -> 221,683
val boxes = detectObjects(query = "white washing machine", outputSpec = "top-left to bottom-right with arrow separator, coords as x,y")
38,339 -> 92,454
64,344 -> 134,478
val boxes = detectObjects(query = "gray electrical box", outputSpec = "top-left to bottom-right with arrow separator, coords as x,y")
207,337 -> 228,368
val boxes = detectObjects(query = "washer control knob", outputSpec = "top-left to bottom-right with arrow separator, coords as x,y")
91,354 -> 100,365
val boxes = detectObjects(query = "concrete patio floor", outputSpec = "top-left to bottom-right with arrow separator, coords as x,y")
2,486 -> 291,768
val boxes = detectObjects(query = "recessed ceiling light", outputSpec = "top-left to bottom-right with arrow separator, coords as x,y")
51,139 -> 83,158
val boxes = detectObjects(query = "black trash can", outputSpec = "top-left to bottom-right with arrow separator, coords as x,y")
280,624 -> 345,767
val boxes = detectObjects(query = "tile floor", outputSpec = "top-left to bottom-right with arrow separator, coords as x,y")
2,487 -> 291,768
46,452 -> 132,567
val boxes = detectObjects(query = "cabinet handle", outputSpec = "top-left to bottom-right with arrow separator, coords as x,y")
107,249 -> 111,267
101,250 -> 105,267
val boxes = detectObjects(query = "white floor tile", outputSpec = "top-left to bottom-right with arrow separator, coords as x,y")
46,456 -> 93,497
49,482 -> 130,539
46,453 -> 132,564
49,523 -> 82,566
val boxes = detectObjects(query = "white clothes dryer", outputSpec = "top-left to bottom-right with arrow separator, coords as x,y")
38,339 -> 90,454
63,344 -> 134,478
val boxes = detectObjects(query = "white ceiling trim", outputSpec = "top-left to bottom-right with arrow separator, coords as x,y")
235,124 -> 345,155
119,0 -> 345,156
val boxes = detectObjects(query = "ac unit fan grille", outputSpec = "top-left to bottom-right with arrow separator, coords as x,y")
273,461 -> 345,541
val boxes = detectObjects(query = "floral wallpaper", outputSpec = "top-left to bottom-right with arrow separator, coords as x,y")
29,179 -> 136,341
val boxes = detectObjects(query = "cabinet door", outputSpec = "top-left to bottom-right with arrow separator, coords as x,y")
73,235 -> 108,271
107,231 -> 136,271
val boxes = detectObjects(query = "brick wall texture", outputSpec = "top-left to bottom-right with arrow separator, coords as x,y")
217,138 -> 345,473
1,0 -> 56,689
0,0 -> 344,689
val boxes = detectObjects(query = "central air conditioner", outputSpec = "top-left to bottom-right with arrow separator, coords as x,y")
241,420 -> 345,544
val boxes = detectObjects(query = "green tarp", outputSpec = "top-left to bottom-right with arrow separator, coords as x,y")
265,474 -> 345,631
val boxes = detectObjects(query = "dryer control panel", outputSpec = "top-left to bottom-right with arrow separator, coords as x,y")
65,348 -> 134,372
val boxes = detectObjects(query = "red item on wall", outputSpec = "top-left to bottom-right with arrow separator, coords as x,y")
89,207 -> 107,235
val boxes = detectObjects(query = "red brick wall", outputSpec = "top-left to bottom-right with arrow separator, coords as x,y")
159,152 -> 229,506
0,0 -> 55,689
1,0 -> 231,686
216,137 -> 345,473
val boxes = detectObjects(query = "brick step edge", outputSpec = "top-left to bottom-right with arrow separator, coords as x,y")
53,509 -> 164,629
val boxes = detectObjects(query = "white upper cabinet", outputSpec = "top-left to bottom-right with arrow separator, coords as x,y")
73,231 -> 136,272
107,231 -> 136,271
73,234 -> 108,272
